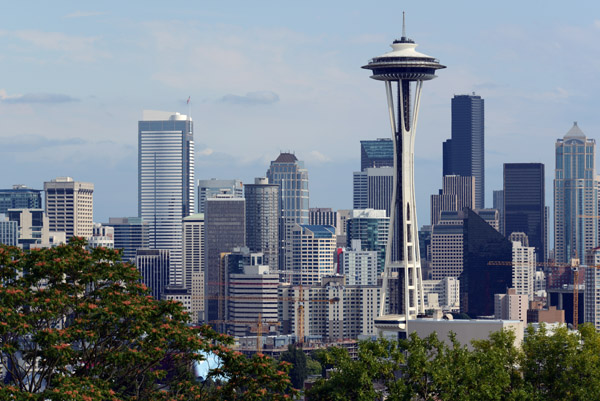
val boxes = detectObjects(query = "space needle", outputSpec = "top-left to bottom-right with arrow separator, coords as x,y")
362,14 -> 445,336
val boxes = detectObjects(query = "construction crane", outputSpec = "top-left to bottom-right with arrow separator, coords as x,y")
208,313 -> 281,353
206,289 -> 339,347
488,258 -> 588,327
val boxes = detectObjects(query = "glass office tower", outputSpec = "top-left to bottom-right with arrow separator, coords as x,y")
138,110 -> 194,286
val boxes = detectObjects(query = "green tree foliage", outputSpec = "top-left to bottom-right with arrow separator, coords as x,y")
0,239 -> 296,400
308,324 -> 600,400
279,344 -> 307,389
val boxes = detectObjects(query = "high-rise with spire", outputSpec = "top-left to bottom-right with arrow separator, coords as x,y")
362,15 -> 445,332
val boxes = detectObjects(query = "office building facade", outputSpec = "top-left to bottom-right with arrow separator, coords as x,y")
360,138 -> 394,171
136,249 -> 170,300
504,163 -> 546,263
266,153 -> 309,272
0,185 -> 42,214
197,178 -> 243,214
443,94 -> 485,209
105,217 -> 149,263
204,196 -> 245,323
290,224 -> 336,286
138,110 -> 194,286
353,167 -> 393,217
346,209 -> 389,273
44,177 -> 94,240
245,178 -> 279,271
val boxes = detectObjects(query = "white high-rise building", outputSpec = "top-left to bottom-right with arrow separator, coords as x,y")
510,237 -> 536,301
340,240 -> 378,286
290,224 -> 336,286
44,177 -> 94,240
138,110 -> 194,286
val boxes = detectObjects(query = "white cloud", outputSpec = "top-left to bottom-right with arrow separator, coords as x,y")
63,11 -> 105,19
0,89 -> 79,104
8,30 -> 109,62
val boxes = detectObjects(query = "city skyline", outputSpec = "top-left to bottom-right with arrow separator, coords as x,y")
1,2 -> 599,232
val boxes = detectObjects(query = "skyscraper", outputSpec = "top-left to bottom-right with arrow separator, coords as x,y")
554,123 -> 597,264
266,152 -> 309,272
245,177 -> 279,271
266,153 -> 309,224
504,163 -> 546,262
183,213 -> 205,323
353,167 -> 394,216
44,177 -> 94,240
204,196 -> 245,323
443,94 -> 485,209
460,209 -> 512,317
138,110 -> 194,286
360,139 -> 394,171
363,22 -> 445,328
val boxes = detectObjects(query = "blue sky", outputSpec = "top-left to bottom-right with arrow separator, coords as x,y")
2,1 -> 600,228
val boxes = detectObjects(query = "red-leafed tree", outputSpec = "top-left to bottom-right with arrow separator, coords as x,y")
0,238 -> 296,400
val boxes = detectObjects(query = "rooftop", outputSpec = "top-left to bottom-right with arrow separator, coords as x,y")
273,152 -> 298,163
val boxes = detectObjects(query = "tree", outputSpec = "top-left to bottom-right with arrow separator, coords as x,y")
521,322 -> 600,400
279,344 -> 307,389
308,338 -> 406,400
0,239 -> 296,400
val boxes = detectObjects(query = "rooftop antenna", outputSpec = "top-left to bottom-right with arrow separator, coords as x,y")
402,11 -> 406,39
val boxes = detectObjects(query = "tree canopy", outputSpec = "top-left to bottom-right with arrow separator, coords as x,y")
0,239 -> 296,400
308,324 -> 600,401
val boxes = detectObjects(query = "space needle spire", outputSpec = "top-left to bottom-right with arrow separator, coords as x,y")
362,15 -> 445,336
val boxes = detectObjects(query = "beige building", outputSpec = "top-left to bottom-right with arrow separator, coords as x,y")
511,238 -> 536,301
183,213 -> 205,323
494,288 -> 528,323
279,277 -> 382,342
44,177 -> 94,240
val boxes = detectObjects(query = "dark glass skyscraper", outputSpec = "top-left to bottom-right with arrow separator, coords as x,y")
204,197 -> 245,324
444,94 -> 485,209
503,163 -> 546,262
360,139 -> 394,171
460,209 -> 512,317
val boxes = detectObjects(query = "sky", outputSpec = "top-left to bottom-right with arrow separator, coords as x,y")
2,1 -> 600,230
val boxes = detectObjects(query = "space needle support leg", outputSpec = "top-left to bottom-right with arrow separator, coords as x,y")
409,80 -> 424,314
379,80 -> 397,317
